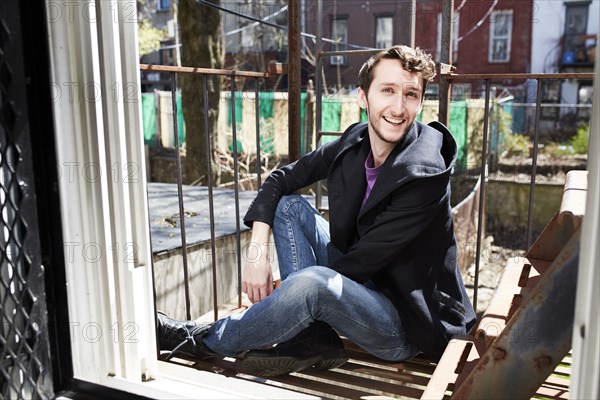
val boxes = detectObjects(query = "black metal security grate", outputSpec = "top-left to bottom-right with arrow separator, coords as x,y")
0,2 -> 53,399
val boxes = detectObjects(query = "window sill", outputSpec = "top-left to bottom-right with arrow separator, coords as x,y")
100,361 -> 318,399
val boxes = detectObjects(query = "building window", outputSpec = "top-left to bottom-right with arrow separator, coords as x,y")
330,18 -> 348,65
375,16 -> 393,49
157,0 -> 170,12
436,13 -> 459,63
488,10 -> 513,63
541,80 -> 561,119
562,2 -> 591,65
577,82 -> 593,120
241,28 -> 255,49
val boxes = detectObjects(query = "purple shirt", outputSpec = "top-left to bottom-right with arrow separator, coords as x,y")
361,151 -> 383,209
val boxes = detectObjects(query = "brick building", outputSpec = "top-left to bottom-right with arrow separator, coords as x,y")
305,0 -> 534,98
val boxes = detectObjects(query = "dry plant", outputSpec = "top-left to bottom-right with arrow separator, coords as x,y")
215,146 -> 281,191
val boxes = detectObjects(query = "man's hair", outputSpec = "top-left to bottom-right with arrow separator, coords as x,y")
358,45 -> 436,97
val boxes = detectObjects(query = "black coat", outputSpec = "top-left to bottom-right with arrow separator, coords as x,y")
244,120 -> 476,360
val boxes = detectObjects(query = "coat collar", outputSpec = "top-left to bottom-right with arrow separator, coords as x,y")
356,120 -> 457,216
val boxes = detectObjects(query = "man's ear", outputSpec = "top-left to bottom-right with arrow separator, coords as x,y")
357,87 -> 367,109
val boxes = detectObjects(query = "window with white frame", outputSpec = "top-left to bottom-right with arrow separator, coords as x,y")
330,18 -> 348,65
375,16 -> 393,49
436,12 -> 459,63
157,0 -> 170,12
488,10 -> 513,63
562,2 -> 591,65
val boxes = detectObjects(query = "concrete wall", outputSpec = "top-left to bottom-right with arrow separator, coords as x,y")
486,179 -> 563,247
153,232 -> 255,320
154,230 -> 280,320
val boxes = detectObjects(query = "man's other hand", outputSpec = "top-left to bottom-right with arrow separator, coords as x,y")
242,258 -> 273,303
242,221 -> 274,303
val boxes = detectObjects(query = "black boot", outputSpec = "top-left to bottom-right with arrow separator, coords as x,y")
241,321 -> 348,377
156,312 -> 216,360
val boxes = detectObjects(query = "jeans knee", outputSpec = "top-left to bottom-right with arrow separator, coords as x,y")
285,266 -> 343,306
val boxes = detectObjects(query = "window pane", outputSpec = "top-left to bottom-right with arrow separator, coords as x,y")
578,85 -> 594,104
492,39 -> 508,61
376,17 -> 393,49
494,14 -> 510,36
565,5 -> 587,35
489,11 -> 512,62
330,19 -> 348,65
332,19 -> 348,44
160,0 -> 170,10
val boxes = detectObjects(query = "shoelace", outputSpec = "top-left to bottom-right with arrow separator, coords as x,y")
164,324 -> 198,361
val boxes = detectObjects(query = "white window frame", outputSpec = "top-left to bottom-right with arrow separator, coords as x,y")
45,1 -> 309,398
488,10 -> 513,63
571,38 -> 600,400
330,18 -> 348,66
375,16 -> 394,49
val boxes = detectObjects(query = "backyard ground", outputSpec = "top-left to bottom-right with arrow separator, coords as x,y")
468,152 -> 586,316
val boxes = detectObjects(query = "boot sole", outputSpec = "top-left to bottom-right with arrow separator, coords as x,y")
312,349 -> 348,370
242,349 -> 348,377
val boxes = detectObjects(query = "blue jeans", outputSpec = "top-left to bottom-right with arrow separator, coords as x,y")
203,195 -> 418,361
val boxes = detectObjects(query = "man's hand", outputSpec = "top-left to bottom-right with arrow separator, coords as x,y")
242,221 -> 274,303
242,257 -> 273,303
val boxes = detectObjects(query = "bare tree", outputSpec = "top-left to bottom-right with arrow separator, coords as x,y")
179,0 -> 223,185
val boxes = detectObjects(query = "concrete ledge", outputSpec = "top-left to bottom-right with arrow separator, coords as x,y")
148,183 -> 279,319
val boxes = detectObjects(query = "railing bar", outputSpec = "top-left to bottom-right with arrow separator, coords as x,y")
230,75 -> 243,308
527,80 -> 543,249
315,0 -> 323,211
503,103 -> 593,109
202,76 -> 219,322
170,72 -> 192,321
473,79 -> 492,316
140,63 -> 269,78
317,49 -> 381,58
317,131 -> 343,141
444,72 -> 594,80
255,80 -> 262,190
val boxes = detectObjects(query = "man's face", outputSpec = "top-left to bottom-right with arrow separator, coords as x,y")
357,58 -> 424,146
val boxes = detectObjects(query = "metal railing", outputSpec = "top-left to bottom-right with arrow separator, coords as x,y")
142,67 -> 593,322
141,63 -> 275,321
310,42 -> 594,315
441,71 -> 594,313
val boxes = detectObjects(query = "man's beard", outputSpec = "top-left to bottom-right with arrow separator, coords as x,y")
367,108 -> 413,144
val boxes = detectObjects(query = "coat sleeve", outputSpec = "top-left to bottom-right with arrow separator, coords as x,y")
243,132 -> 346,228
330,174 -> 451,283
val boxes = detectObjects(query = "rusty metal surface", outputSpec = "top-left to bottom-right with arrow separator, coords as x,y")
167,343 -> 439,399
140,63 -> 270,78
526,80 -> 544,248
288,0 -> 301,163
202,75 -> 219,321
471,80 -> 492,315
443,72 -> 594,80
422,338 -> 478,399
170,72 -> 192,321
229,78 -> 244,308
452,230 -> 580,399
527,171 -> 587,262
438,0 -> 454,126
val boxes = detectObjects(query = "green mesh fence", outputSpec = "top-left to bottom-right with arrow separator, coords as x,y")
141,93 -> 468,168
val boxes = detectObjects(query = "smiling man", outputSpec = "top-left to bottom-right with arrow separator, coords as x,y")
158,45 -> 476,376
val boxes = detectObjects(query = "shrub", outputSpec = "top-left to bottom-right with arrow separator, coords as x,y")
501,133 -> 530,157
570,123 -> 590,155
